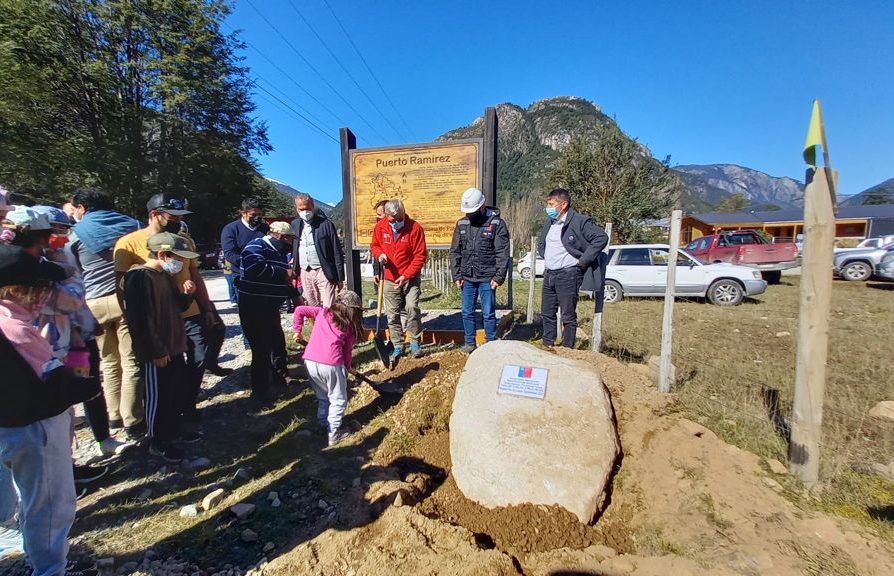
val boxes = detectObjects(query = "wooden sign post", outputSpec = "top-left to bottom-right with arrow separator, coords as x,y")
591,222 -> 612,352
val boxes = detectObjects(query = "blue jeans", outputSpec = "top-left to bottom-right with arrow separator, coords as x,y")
0,412 -> 75,576
461,281 -> 496,346
225,273 -> 238,304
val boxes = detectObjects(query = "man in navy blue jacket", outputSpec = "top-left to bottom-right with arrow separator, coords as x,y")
220,197 -> 268,304
236,221 -> 297,404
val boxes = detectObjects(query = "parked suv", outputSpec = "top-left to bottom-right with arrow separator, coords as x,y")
604,244 -> 767,306
833,242 -> 894,281
873,248 -> 894,281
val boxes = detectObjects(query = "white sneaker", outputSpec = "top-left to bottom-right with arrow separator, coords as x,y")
327,428 -> 351,447
99,437 -> 135,457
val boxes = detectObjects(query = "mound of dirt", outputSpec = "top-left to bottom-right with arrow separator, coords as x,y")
264,347 -> 894,576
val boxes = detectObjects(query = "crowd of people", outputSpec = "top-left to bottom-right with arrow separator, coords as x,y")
0,182 -> 607,576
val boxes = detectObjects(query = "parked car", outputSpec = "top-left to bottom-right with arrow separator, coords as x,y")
834,235 -> 894,254
195,243 -> 222,270
876,248 -> 894,281
604,244 -> 768,306
684,230 -> 799,284
834,243 -> 894,281
517,251 -> 545,279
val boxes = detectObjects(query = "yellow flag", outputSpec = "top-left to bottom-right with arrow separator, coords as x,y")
803,99 -> 827,168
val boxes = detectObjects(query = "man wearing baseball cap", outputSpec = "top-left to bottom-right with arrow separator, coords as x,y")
115,193 -> 216,432
237,221 -> 298,405
121,232 -> 199,462
449,188 -> 511,353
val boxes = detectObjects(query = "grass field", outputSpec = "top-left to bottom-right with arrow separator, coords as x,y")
404,272 -> 894,538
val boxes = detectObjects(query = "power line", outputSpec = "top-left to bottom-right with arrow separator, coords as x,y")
223,23 -> 361,138
251,81 -> 339,144
285,0 -> 407,143
243,0 -> 389,143
252,75 -> 337,135
321,0 -> 418,141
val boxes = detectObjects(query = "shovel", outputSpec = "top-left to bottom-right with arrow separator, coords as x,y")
295,339 -> 403,395
373,278 -> 396,370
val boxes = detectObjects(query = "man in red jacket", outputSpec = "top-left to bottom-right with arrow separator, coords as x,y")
370,199 -> 427,360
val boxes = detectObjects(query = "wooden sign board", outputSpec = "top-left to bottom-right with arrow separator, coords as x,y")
349,139 -> 482,247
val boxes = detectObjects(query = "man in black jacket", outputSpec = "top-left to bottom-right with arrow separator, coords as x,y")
449,188 -> 510,353
291,193 -> 344,307
537,188 -> 609,348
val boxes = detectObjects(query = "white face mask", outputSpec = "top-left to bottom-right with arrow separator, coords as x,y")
162,258 -> 184,275
299,210 -> 313,222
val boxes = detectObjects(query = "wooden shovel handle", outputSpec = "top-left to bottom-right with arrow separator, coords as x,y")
376,273 -> 385,317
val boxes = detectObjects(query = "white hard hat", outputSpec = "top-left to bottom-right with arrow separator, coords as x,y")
460,187 -> 485,214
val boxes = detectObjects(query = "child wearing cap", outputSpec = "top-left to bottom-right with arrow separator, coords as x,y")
121,232 -> 198,463
292,291 -> 363,446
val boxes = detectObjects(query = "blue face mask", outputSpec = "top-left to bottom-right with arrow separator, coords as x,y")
390,220 -> 405,232
545,207 -> 560,220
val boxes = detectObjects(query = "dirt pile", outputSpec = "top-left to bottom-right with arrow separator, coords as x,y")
263,347 -> 894,576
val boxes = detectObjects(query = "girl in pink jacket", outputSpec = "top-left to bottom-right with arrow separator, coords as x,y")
292,291 -> 363,446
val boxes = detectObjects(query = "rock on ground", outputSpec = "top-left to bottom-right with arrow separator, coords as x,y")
868,400 -> 894,421
450,340 -> 620,523
230,503 -> 256,520
202,488 -> 227,511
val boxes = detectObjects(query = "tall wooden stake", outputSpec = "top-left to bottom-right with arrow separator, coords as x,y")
526,235 -> 536,323
659,210 -> 683,393
789,168 -> 835,487
591,222 -> 612,352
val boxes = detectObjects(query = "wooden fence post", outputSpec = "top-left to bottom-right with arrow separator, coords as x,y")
659,210 -> 682,393
790,167 -> 835,488
591,222 -> 612,352
526,235 -> 536,323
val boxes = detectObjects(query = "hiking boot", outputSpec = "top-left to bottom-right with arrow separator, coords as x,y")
108,419 -> 124,434
124,422 -> 147,443
207,365 -> 234,377
327,428 -> 351,447
149,443 -> 185,463
389,347 -> 403,363
98,437 -> 135,457
410,340 -> 423,358
460,344 -> 476,354
73,464 -> 108,485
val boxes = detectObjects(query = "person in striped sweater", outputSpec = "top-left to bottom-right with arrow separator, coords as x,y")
236,221 -> 298,406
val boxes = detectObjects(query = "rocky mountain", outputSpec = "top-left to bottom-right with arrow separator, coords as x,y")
674,164 -> 805,210
439,97 -> 806,212
266,178 -> 335,215
839,177 -> 894,206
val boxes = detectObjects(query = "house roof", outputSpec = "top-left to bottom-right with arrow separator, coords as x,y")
688,205 -> 894,225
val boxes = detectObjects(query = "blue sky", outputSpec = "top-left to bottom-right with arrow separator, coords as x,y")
228,0 -> 894,206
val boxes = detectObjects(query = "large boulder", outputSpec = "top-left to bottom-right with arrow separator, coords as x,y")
450,340 -> 620,523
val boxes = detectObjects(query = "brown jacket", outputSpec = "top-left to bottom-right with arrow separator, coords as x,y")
122,265 -> 193,362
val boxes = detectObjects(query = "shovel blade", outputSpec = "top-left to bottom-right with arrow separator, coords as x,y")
374,336 -> 394,368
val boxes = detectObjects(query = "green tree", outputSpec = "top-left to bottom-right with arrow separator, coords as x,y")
716,193 -> 749,212
549,127 -> 679,243
0,0 -> 272,241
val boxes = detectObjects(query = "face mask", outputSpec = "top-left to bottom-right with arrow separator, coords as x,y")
545,207 -> 560,220
162,258 -> 184,275
248,215 -> 264,228
49,234 -> 69,251
390,220 -> 405,233
162,218 -> 181,234
299,210 -> 313,222
469,210 -> 487,225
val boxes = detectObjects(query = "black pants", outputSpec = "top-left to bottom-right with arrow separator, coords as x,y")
82,338 -> 111,442
183,314 -> 207,414
142,355 -> 186,445
541,266 -> 584,348
204,318 -> 226,369
239,303 -> 287,396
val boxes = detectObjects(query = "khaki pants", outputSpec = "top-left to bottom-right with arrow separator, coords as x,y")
87,293 -> 143,427
300,267 -> 338,307
383,276 -> 421,345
